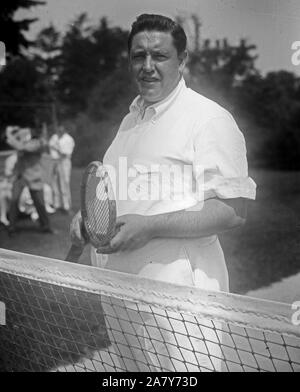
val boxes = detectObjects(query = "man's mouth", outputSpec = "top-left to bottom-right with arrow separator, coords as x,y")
140,78 -> 159,83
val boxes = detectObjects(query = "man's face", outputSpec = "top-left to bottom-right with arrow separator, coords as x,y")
129,31 -> 186,105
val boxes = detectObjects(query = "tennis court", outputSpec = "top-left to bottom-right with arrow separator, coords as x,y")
0,249 -> 299,372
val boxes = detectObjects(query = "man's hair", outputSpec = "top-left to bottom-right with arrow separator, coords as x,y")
128,14 -> 187,55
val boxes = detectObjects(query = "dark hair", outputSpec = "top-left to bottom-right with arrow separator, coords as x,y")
128,14 -> 187,55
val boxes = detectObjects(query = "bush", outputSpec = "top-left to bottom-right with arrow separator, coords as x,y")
235,71 -> 300,170
70,113 -> 119,167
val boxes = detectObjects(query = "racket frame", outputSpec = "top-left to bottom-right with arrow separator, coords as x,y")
80,161 -> 116,248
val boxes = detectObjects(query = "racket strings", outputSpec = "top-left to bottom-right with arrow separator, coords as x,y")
87,198 -> 110,234
82,165 -> 116,248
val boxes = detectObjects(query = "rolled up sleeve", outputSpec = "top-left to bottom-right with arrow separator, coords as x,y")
193,115 -> 256,201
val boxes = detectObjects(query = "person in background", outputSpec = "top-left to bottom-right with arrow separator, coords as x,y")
49,124 -> 75,213
0,150 -> 17,227
7,126 -> 53,235
0,179 -> 10,227
1,147 -> 55,225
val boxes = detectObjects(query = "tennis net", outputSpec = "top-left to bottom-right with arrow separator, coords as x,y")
0,248 -> 299,372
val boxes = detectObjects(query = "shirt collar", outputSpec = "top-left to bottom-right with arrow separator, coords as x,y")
129,77 -> 186,118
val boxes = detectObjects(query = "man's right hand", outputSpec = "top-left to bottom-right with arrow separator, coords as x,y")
70,210 -> 86,247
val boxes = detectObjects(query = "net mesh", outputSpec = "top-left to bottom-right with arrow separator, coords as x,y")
0,248 -> 299,372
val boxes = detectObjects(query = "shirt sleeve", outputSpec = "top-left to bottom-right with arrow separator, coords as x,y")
4,153 -> 17,177
59,135 -> 75,156
49,134 -> 57,147
193,114 -> 256,200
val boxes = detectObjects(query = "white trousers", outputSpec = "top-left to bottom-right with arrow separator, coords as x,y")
52,158 -> 72,210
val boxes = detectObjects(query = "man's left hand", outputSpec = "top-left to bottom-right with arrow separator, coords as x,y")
97,214 -> 154,254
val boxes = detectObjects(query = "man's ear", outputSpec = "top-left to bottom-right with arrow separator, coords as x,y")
178,50 -> 188,74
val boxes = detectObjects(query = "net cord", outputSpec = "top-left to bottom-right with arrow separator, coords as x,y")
0,248 -> 299,339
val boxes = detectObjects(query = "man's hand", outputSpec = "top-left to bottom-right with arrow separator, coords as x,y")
97,214 -> 154,254
70,210 -> 86,247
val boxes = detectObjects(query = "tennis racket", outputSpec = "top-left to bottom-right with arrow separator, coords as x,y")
65,161 -> 117,262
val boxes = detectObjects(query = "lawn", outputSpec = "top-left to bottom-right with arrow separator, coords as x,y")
220,168 -> 300,293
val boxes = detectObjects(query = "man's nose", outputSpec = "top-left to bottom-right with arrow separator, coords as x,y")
143,55 -> 154,72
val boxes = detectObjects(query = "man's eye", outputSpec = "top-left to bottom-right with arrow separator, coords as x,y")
153,54 -> 167,61
132,54 -> 144,60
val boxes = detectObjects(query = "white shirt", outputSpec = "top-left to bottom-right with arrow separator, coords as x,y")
4,152 -> 18,177
94,78 -> 256,292
49,133 -> 75,160
104,78 -> 256,216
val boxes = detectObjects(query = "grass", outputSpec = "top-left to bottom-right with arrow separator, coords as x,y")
220,168 -> 300,293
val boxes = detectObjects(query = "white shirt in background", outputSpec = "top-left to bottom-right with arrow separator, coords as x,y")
49,133 -> 75,160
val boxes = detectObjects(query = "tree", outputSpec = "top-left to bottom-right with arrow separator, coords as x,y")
0,57 -> 52,136
188,38 -> 258,102
87,66 -> 136,122
0,0 -> 45,57
57,13 -> 101,114
32,24 -> 62,122
180,14 -> 258,104
34,23 -> 61,78
236,70 -> 300,169
238,71 -> 299,130
57,14 -> 128,116
92,17 -> 128,76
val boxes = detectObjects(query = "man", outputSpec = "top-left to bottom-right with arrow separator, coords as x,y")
7,126 -> 53,234
70,14 -> 256,371
0,150 -> 16,226
49,124 -> 75,213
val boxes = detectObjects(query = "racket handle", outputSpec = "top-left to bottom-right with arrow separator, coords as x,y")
65,244 -> 84,262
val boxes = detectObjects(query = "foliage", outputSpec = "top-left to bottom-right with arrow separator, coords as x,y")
189,38 -> 258,99
34,24 -> 61,86
57,14 -> 128,116
235,71 -> 300,169
0,57 -> 50,128
70,113 -> 119,167
87,65 -> 136,121
1,10 -> 300,170
0,0 -> 45,57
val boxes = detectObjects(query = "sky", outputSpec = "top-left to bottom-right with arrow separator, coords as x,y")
17,0 -> 300,75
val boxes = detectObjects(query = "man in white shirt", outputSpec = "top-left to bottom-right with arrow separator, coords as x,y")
70,14 -> 256,371
49,125 -> 75,213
